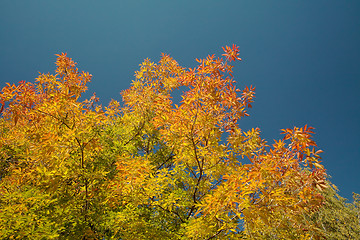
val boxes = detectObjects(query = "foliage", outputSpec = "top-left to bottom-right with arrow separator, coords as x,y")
0,46 -> 333,239
304,180 -> 360,239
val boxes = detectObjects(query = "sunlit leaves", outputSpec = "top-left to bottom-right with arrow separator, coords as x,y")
222,44 -> 242,62
0,53 -> 108,239
0,45 -> 333,239
120,45 -> 327,239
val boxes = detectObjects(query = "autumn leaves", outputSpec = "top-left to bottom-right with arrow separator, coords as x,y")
0,45 -> 326,239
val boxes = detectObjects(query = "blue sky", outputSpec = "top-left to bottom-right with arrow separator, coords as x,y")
1,0 -> 359,200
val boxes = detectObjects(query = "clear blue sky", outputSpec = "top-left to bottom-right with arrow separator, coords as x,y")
1,0 -> 359,200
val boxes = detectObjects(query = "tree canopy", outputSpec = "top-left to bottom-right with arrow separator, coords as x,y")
0,46 -> 356,239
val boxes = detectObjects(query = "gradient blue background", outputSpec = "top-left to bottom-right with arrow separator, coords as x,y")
1,0 -> 359,200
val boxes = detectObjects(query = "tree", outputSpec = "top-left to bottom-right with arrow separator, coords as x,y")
303,179 -> 360,239
0,46 -> 328,239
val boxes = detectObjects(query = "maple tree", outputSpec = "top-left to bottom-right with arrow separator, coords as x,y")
0,45 -> 330,239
